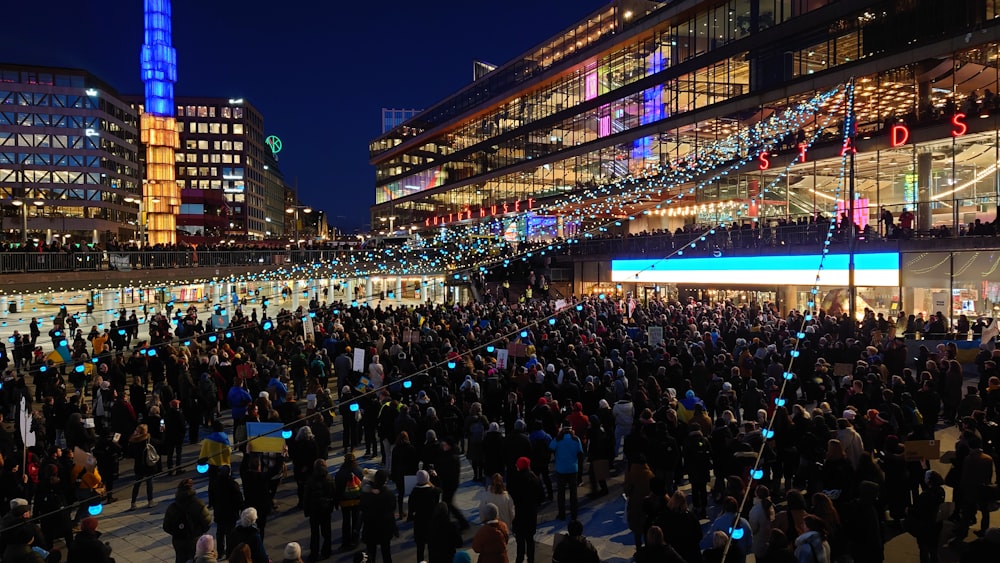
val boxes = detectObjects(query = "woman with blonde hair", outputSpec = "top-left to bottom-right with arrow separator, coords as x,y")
479,473 -> 516,533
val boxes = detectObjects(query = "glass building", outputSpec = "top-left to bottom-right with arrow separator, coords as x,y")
0,64 -> 141,246
369,0 -> 1000,322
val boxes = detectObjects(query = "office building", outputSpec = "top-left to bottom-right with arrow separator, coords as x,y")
0,63 -> 141,246
369,0 -> 1000,319
382,108 -> 422,134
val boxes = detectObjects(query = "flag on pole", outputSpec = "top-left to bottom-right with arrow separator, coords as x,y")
19,397 -> 34,449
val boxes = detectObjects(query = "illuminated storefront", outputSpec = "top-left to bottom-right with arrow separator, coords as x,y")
370,0 -> 1000,241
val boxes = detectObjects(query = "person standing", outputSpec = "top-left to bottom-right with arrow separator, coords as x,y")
334,452 -> 364,550
407,469 -> 441,562
302,459 -> 335,562
549,426 -> 584,521
426,501 -> 464,563
67,517 -> 114,563
199,421 -> 232,509
163,479 -> 212,563
507,457 -> 544,563
390,431 -> 418,516
228,508 -> 268,563
551,520 -> 600,563
163,399 -> 186,475
360,470 -> 397,563
127,423 -> 160,510
213,464 -> 244,558
472,502 -> 510,563
624,456 -> 654,551
908,471 -> 945,563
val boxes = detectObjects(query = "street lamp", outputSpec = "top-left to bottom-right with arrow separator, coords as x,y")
125,196 -> 158,246
10,199 -> 44,243
286,205 -> 312,248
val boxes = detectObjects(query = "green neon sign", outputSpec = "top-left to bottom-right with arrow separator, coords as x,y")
265,135 -> 282,154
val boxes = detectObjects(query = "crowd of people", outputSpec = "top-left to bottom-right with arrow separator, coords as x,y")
0,286 -> 996,563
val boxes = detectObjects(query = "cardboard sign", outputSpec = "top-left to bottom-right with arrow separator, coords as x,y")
403,474 -> 418,496
402,329 -> 420,344
833,363 -> 854,377
356,376 -> 371,392
904,439 -> 940,461
73,447 -> 97,469
506,343 -> 528,358
246,422 -> 286,453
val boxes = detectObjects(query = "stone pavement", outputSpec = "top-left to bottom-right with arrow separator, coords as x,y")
47,408 -> 982,563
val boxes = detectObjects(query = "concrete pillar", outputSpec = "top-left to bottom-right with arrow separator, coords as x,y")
45,229 -> 52,245
395,277 -> 402,301
917,151 -> 933,232
92,229 -> 99,245
365,278 -> 373,302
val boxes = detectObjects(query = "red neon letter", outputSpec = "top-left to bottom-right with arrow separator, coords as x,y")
502,203 -> 509,214
890,124 -> 909,147
798,143 -> 808,163
758,152 -> 770,171
952,113 -> 968,137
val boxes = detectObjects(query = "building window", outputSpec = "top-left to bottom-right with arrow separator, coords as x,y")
186,106 -> 196,116
233,124 -> 244,135
176,106 -> 185,117
197,123 -> 208,133
188,122 -> 196,133
197,140 -> 208,150
234,141 -> 244,151
197,106 -> 208,117
221,124 -> 229,134
233,107 -> 244,119
221,107 -> 231,118
221,140 -> 233,151
185,140 -> 197,150
209,107 -> 216,118
209,123 -> 221,134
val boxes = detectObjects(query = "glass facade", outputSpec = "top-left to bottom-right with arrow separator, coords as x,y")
0,65 -> 140,244
370,0 -> 1000,239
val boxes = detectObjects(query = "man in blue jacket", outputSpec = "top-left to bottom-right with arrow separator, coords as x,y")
549,425 -> 584,521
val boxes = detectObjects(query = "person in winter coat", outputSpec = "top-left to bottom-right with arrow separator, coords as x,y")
549,426 -> 584,521
624,456 -> 654,550
391,431 -> 419,516
472,502 -> 510,563
652,491 -> 703,563
303,459 -> 336,562
290,426 -> 321,509
701,496 -> 752,558
408,469 -> 441,562
227,508 -> 268,563
67,516 -> 113,563
193,534 -> 219,563
212,464 -> 244,557
360,470 -> 397,563
333,452 -> 364,549
794,515 -> 831,563
506,457 -> 544,563
128,423 -> 160,510
163,479 -> 213,563
426,501 -> 464,563
635,525 -> 686,563
551,519 -> 600,563
611,394 -> 634,460
908,471 -> 945,563
586,416 -> 613,497
478,473 -> 516,533
749,486 -> 775,560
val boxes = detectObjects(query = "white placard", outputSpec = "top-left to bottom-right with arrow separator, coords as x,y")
403,475 -> 418,496
302,315 -> 315,340
353,347 -> 366,372
648,326 -> 663,347
495,349 -> 509,370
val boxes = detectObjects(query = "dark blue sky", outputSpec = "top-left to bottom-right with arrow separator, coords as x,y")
2,0 -> 608,232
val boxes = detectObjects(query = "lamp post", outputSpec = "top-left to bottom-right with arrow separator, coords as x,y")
10,199 -> 44,243
125,196 -> 159,246
286,205 -> 312,248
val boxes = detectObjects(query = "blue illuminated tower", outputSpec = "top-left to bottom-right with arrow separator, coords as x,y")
139,0 -> 180,245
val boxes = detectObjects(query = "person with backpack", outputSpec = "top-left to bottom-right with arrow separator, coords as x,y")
163,479 -> 212,563
334,452 -> 364,551
127,423 -> 160,511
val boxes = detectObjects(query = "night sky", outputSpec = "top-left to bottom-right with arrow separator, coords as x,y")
2,0 -> 608,232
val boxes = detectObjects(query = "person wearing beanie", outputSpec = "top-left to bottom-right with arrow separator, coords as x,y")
163,479 -> 212,563
507,456 -> 544,563
360,470 -> 397,562
282,541 -> 303,563
408,469 -> 441,562
194,534 -> 219,563
228,507 -> 268,563
472,502 -> 509,563
67,516 -> 113,562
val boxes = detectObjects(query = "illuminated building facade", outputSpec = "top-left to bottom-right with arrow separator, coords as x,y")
0,64 -> 140,245
140,0 -> 180,245
382,108 -> 422,134
370,0 -> 1000,318
172,97 -> 274,240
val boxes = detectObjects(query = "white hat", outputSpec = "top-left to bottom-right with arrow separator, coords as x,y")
842,409 -> 857,421
283,542 -> 301,560
258,391 -> 269,399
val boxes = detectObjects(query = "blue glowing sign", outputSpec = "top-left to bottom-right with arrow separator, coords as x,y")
141,0 -> 177,117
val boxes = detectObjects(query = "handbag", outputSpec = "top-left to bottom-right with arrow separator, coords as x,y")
144,441 -> 160,467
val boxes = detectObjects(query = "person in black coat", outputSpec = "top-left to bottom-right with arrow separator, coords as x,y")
290,426 -> 321,509
67,517 -> 113,563
507,457 -> 544,563
482,423 -> 506,481
431,438 -> 467,528
390,431 -> 418,515
503,420 -> 532,475
426,501 -> 463,563
360,470 -> 397,563
213,464 -> 244,557
407,469 -> 441,562
303,459 -> 336,561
